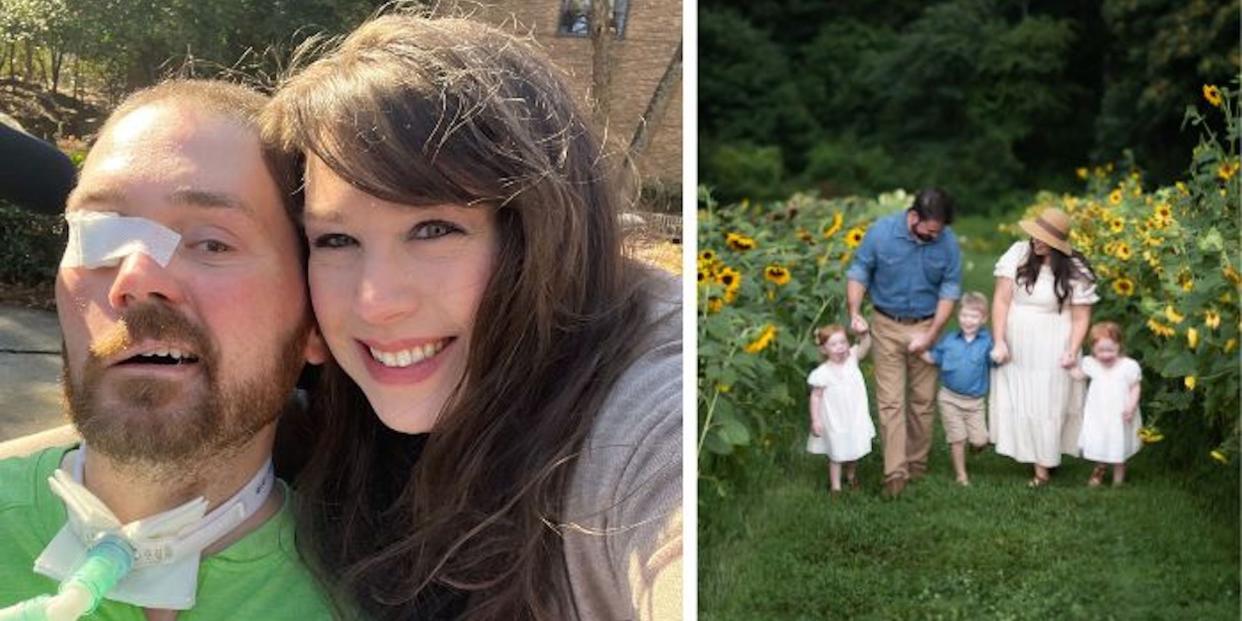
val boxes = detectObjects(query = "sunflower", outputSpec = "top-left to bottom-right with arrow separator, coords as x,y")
1113,242 -> 1132,261
697,268 -> 708,285
1154,202 -> 1173,221
1075,167 -> 1088,180
1210,449 -> 1229,465
822,211 -> 844,239
1178,271 -> 1194,291
1164,305 -> 1185,324
764,264 -> 791,286
699,249 -> 717,263
1219,160 -> 1240,181
706,296 -> 724,314
796,228 -> 814,243
715,266 -> 741,291
725,232 -> 756,251
1176,181 -> 1189,195
1109,218 -> 1125,234
1111,278 -> 1135,297
1108,189 -> 1122,205
1184,375 -> 1196,391
1203,84 -> 1223,108
1226,338 -> 1238,353
844,226 -> 866,249
744,324 -> 778,354
1225,265 -> 1242,286
1147,318 -> 1175,338
1205,309 -> 1221,330
1187,327 -> 1200,349
1138,427 -> 1164,444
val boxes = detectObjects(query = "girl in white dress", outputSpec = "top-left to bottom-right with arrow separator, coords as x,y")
807,324 -> 876,494
1071,322 -> 1142,486
989,207 -> 1098,487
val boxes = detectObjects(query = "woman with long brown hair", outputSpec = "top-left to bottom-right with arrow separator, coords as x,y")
262,13 -> 682,621
989,207 -> 1097,487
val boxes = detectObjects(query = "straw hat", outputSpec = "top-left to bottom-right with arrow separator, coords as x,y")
1018,207 -> 1073,255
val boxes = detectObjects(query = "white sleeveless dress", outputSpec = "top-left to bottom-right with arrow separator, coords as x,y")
989,241 -> 1098,467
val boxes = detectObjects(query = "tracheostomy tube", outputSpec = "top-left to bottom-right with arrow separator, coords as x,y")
0,534 -> 135,621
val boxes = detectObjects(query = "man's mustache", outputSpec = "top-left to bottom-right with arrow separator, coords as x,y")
87,304 -> 214,366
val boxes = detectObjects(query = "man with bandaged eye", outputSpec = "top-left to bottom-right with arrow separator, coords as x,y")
0,80 -> 333,620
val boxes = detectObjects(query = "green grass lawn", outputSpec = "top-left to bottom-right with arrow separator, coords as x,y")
700,448 -> 1240,620
699,216 -> 1241,619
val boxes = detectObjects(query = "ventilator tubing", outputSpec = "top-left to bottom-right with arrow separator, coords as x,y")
0,535 -> 134,621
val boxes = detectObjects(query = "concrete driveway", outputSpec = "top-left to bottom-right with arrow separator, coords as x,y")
0,305 -> 65,441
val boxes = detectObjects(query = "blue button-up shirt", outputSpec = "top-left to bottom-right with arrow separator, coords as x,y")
846,211 -> 962,317
929,328 -> 994,398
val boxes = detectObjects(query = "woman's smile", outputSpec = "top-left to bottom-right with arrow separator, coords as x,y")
355,337 -> 454,385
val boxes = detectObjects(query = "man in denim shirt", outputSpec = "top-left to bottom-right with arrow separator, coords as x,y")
845,189 -> 962,497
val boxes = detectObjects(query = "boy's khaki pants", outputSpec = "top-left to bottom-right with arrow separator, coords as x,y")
870,312 -> 939,482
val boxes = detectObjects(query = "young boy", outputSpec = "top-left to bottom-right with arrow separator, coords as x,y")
921,292 -> 994,486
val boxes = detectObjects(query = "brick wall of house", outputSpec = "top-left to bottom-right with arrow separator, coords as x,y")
436,1 -> 683,185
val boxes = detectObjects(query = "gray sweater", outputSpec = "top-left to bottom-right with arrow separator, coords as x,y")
560,276 -> 683,620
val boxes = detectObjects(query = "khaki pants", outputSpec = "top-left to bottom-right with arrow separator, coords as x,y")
937,387 -> 987,446
870,312 -> 939,481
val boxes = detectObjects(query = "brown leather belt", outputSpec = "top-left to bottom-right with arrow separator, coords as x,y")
874,307 -> 934,325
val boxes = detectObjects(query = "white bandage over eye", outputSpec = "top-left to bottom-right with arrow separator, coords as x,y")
60,210 -> 182,269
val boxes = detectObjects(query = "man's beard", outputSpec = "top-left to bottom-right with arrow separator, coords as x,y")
62,304 -> 309,472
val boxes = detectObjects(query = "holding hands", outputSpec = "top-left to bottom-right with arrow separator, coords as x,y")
850,313 -> 870,335
1059,349 -> 1079,370
907,331 -> 933,354
990,340 -> 1010,365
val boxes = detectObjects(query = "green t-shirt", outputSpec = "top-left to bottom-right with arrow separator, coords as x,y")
0,446 -> 334,620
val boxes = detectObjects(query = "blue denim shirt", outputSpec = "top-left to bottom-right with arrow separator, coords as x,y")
846,211 -> 962,317
929,328 -> 994,398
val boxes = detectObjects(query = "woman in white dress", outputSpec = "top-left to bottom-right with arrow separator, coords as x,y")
989,207 -> 1098,487
807,325 -> 876,494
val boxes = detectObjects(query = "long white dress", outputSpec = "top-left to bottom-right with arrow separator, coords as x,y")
806,351 -> 875,462
1078,356 -> 1142,463
989,241 -> 1098,467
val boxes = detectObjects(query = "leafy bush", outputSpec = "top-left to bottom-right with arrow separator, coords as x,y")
0,202 -> 63,286
701,142 -> 785,204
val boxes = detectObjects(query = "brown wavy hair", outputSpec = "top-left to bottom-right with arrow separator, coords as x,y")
1015,240 -> 1097,313
262,14 -> 652,621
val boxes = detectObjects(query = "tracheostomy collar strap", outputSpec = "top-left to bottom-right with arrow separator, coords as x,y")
32,446 -> 276,610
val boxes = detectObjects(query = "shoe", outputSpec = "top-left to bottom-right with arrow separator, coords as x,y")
1087,465 -> 1107,488
883,477 -> 907,498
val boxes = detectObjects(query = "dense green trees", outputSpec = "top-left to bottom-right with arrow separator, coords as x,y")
699,0 -> 1240,214
1,0 -> 386,100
